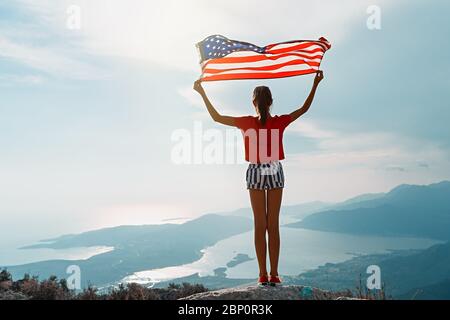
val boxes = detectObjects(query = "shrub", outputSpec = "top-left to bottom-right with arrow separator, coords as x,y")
0,269 -> 12,282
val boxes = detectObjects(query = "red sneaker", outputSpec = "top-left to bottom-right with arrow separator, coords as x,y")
258,275 -> 269,286
269,275 -> 282,286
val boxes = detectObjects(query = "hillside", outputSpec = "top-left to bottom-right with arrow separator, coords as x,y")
286,241 -> 450,298
399,279 -> 450,300
287,181 -> 450,240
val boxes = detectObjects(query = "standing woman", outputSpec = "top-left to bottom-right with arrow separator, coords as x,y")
194,71 -> 324,285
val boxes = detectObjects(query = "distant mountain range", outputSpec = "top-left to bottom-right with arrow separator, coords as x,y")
287,181 -> 450,240
4,180 -> 450,299
218,201 -> 331,222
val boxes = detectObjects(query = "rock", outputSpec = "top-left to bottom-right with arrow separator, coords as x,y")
335,297 -> 364,300
180,285 -> 353,300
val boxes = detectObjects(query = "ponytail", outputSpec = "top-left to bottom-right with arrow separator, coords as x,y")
253,86 -> 273,126
257,104 -> 268,126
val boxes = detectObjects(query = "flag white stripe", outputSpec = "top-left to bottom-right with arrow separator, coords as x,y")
203,64 -> 318,77
267,43 -> 325,52
202,50 -> 324,68
207,48 -> 324,59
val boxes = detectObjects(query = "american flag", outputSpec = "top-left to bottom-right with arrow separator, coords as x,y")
196,35 -> 331,81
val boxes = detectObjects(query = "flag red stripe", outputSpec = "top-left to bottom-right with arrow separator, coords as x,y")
202,69 -> 318,81
203,50 -> 324,68
203,58 -> 320,74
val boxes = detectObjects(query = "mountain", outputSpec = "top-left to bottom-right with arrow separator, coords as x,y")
21,224 -> 177,250
399,279 -> 450,300
220,201 -> 331,222
326,192 -> 385,211
287,181 -> 450,240
286,241 -> 450,298
378,241 -> 450,296
3,214 -> 253,288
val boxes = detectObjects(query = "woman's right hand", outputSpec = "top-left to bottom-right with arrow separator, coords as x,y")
314,70 -> 324,86
193,79 -> 204,94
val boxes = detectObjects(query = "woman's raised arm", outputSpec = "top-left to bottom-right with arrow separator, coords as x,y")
289,71 -> 324,122
193,80 -> 236,127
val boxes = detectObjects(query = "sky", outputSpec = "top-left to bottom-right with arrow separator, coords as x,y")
1,0 -> 450,245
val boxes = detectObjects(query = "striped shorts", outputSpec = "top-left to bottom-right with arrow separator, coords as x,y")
246,161 -> 285,190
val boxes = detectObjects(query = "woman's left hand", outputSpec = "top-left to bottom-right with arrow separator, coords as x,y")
193,79 -> 204,94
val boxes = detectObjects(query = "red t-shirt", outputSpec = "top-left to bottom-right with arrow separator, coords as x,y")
234,114 -> 292,164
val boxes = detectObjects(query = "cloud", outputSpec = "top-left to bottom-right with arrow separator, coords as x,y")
177,86 -> 204,110
289,120 -> 336,139
0,2 -> 107,80
385,165 -> 407,172
0,74 -> 45,86
418,162 -> 429,169
287,120 -> 450,175
14,0 -> 397,71
0,34 -> 104,80
177,83 -> 245,121
280,120 -> 450,203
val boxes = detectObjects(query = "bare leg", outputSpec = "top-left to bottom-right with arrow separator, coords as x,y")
249,189 -> 268,277
267,188 -> 283,277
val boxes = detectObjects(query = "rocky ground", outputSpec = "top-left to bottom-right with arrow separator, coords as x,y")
181,285 -> 354,300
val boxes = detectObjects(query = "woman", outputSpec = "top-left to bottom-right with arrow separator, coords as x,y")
193,70 -> 324,286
